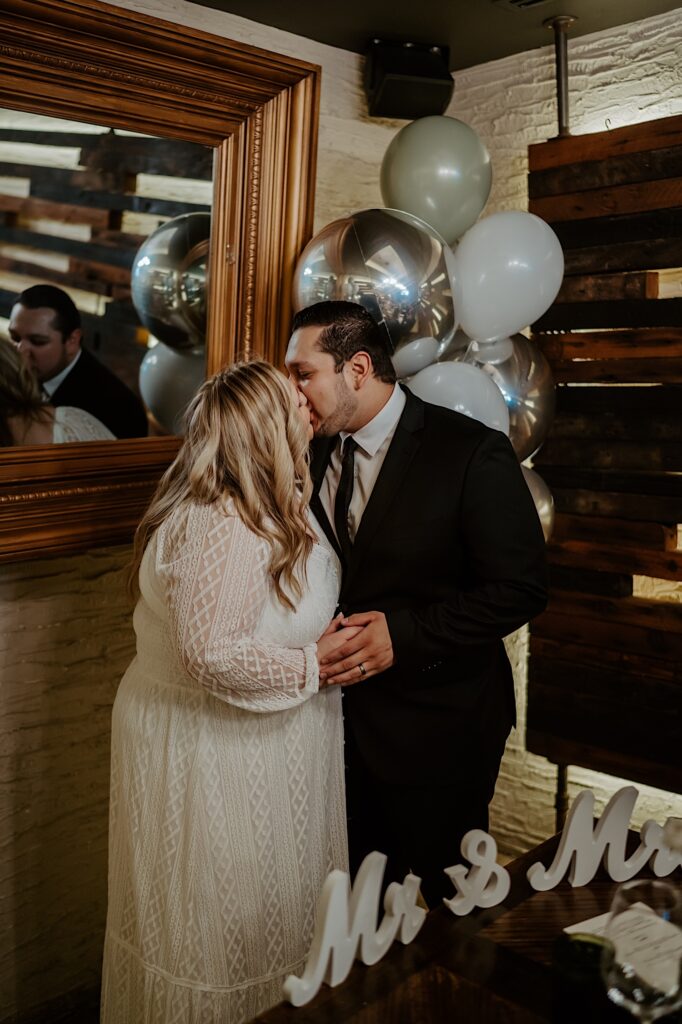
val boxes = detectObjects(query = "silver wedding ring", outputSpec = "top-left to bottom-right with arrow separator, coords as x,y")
358,662 -> 367,677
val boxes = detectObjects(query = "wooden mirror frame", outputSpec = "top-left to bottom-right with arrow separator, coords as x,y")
0,0 -> 320,562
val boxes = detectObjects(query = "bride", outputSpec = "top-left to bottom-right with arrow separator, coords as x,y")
101,361 -> 357,1023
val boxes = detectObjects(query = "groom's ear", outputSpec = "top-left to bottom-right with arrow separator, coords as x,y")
347,350 -> 373,388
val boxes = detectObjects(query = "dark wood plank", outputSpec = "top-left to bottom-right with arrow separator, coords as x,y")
564,236 -> 682,275
528,669 -> 681,768
538,465 -> 682,496
538,328 -> 682,360
0,193 -> 111,227
551,514 -> 678,550
0,226 -> 139,270
0,254 -> 123,297
68,256 -> 133,287
538,329 -> 682,383
551,207 -> 682,250
539,591 -> 682,632
528,113 -> 682,171
529,635 -> 680,682
0,129 -> 212,179
534,297 -> 682,331
530,177 -> 682,223
546,539 -> 682,581
532,610 -> 682,658
548,564 -> 633,597
79,133 -> 213,179
527,729 -> 682,795
553,383 -> 681,417
529,145 -> 682,199
535,439 -> 682,471
548,359 -> 682,383
555,271 -> 657,303
548,408 -> 682,443
552,486 -> 682,523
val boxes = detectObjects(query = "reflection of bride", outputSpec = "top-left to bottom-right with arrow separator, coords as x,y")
0,339 -> 114,444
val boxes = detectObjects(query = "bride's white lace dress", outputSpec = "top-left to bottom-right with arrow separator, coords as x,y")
101,500 -> 347,1023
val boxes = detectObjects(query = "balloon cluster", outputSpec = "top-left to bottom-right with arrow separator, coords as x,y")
131,213 -> 209,434
292,115 -> 560,541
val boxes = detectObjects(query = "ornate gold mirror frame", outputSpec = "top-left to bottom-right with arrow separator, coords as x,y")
0,0 -> 319,562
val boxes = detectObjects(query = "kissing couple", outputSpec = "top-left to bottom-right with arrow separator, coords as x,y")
100,301 -> 547,1024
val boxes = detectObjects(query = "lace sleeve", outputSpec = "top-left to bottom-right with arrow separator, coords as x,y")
53,406 -> 115,442
157,503 -> 319,712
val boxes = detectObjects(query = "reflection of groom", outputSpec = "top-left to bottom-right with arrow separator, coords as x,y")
286,300 -> 548,906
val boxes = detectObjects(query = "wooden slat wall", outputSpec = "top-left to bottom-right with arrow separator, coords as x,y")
0,127 -> 211,393
526,114 -> 682,795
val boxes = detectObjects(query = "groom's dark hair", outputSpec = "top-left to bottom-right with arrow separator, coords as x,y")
291,301 -> 396,385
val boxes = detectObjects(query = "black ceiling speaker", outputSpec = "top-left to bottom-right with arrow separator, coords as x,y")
364,39 -> 454,119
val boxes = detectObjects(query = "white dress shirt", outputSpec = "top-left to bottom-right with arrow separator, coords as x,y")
43,349 -> 82,397
320,384 -> 406,544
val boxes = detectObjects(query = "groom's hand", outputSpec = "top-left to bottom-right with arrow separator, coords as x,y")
319,611 -> 394,686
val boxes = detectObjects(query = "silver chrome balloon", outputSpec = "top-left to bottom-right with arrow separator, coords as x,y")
131,212 -> 210,351
456,334 -> 555,462
292,208 -> 455,354
521,466 -> 554,543
138,342 -> 206,435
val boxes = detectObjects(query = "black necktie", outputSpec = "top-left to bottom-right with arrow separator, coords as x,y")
334,437 -> 357,565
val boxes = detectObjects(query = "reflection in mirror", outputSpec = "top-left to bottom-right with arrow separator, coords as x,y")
0,109 -> 212,446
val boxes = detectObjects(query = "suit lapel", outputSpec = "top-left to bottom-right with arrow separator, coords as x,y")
309,436 -> 342,560
343,388 -> 424,593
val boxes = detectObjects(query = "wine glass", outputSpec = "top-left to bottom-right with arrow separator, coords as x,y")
601,878 -> 682,1022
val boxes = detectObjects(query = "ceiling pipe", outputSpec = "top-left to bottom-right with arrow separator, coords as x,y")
544,14 -> 577,137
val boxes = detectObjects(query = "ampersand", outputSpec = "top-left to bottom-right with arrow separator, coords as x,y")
443,829 -> 511,916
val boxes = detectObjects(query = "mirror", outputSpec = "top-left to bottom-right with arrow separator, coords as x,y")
0,0 -> 320,561
0,108 -> 213,443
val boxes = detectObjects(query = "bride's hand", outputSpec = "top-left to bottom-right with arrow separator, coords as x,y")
317,626 -> 364,673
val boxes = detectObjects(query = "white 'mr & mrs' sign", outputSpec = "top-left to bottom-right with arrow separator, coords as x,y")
284,785 -> 682,1007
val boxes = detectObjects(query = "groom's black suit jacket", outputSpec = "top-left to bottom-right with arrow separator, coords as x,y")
51,347 -> 148,439
310,387 -> 548,789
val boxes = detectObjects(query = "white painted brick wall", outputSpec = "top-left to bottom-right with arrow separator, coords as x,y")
1,3 -> 681,1016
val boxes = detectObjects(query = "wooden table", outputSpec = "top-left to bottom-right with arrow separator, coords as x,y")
254,833 -> 681,1023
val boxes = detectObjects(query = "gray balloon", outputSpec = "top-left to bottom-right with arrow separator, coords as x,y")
380,116 -> 492,246
454,334 -> 555,462
522,466 -> 554,543
131,212 -> 210,351
292,208 -> 455,354
138,343 -> 205,435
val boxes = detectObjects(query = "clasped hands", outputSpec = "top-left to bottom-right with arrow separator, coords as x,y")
316,611 -> 395,687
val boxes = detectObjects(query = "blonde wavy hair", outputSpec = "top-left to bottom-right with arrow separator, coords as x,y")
129,360 -> 313,610
0,338 -> 47,446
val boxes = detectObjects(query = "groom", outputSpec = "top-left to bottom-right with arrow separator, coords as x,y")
285,300 -> 548,906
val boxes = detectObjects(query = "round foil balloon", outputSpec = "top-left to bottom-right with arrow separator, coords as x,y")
407,361 -> 510,434
138,342 -> 205,434
458,334 -> 555,461
453,211 -> 564,342
522,466 -> 554,542
131,212 -> 210,351
380,116 -> 492,245
392,337 -> 439,379
292,208 -> 455,354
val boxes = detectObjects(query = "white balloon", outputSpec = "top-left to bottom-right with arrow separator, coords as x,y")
139,342 -> 205,434
521,466 -> 554,542
453,211 -> 564,342
391,337 -> 438,379
407,361 -> 509,434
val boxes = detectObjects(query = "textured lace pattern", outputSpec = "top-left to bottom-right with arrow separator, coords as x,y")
52,405 -> 115,442
101,501 -> 347,1024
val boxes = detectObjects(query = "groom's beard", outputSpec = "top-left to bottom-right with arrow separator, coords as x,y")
312,375 -> 358,437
